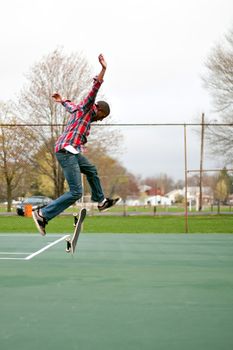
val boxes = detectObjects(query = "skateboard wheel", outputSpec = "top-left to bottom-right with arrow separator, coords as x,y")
66,237 -> 71,253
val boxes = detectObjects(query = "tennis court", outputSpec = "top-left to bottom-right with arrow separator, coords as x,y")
0,233 -> 233,350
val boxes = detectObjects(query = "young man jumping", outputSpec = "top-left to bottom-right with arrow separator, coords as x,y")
32,54 -> 120,235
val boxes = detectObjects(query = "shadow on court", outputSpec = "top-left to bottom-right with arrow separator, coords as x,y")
0,234 -> 233,350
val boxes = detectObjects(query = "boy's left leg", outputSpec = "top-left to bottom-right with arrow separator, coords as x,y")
78,153 -> 121,210
78,153 -> 105,202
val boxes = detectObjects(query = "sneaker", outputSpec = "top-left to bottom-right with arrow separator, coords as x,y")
32,209 -> 47,236
98,197 -> 121,212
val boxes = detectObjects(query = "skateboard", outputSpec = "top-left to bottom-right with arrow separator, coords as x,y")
66,208 -> 87,254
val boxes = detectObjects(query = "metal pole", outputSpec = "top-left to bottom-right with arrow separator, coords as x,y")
81,174 -> 85,207
188,168 -> 233,173
199,113 -> 205,211
184,124 -> 188,233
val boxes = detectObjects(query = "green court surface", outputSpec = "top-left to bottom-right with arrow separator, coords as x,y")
0,233 -> 233,350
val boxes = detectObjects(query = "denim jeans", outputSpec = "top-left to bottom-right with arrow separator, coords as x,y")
41,152 -> 105,221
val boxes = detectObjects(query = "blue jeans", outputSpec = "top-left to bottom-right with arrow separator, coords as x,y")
41,152 -> 105,221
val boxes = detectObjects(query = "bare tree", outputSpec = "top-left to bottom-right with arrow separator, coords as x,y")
18,48 -> 121,197
142,174 -> 175,195
203,27 -> 233,165
0,102 -> 34,210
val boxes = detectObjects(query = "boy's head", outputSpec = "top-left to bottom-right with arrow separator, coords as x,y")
94,101 -> 110,121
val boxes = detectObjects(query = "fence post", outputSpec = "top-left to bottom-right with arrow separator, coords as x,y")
184,124 -> 188,233
153,206 -> 157,216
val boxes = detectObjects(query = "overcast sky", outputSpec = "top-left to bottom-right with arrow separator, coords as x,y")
1,0 -> 233,180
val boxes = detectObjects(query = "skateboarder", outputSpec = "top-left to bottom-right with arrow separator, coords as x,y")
32,54 -> 120,235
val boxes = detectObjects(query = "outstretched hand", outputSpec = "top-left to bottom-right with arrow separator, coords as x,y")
52,93 -> 62,103
98,54 -> 107,70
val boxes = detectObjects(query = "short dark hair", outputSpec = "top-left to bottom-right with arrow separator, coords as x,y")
96,101 -> 110,116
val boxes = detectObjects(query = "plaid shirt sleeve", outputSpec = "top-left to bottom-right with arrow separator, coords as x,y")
61,100 -> 79,114
78,77 -> 103,114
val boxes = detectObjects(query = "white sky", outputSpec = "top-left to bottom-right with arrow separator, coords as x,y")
1,0 -> 233,180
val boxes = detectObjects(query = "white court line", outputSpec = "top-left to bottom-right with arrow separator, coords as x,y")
0,252 -> 32,255
25,235 -> 70,260
0,257 -> 26,260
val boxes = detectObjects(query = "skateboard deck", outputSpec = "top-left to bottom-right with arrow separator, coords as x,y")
66,208 -> 87,254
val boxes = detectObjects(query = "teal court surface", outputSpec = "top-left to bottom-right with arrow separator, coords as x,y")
0,233 -> 233,350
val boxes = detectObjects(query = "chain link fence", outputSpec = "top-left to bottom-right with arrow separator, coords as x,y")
1,121 -> 233,232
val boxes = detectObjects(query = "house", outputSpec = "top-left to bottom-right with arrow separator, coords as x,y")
145,195 -> 171,206
139,185 -> 171,206
166,186 -> 213,204
165,189 -> 183,203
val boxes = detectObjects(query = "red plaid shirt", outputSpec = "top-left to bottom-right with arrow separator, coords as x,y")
55,78 -> 103,153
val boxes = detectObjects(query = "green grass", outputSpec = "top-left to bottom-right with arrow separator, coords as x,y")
1,214 -> 233,233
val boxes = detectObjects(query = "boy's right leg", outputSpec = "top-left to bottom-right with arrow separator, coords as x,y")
33,152 -> 83,234
42,152 -> 83,221
32,210 -> 47,236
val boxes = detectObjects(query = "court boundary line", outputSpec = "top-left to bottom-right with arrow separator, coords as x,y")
0,252 -> 32,255
0,234 -> 70,260
25,235 -> 70,260
0,257 -> 26,260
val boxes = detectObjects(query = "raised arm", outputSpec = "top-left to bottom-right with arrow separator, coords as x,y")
78,54 -> 107,113
52,55 -> 107,114
52,93 -> 79,114
97,53 -> 107,82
